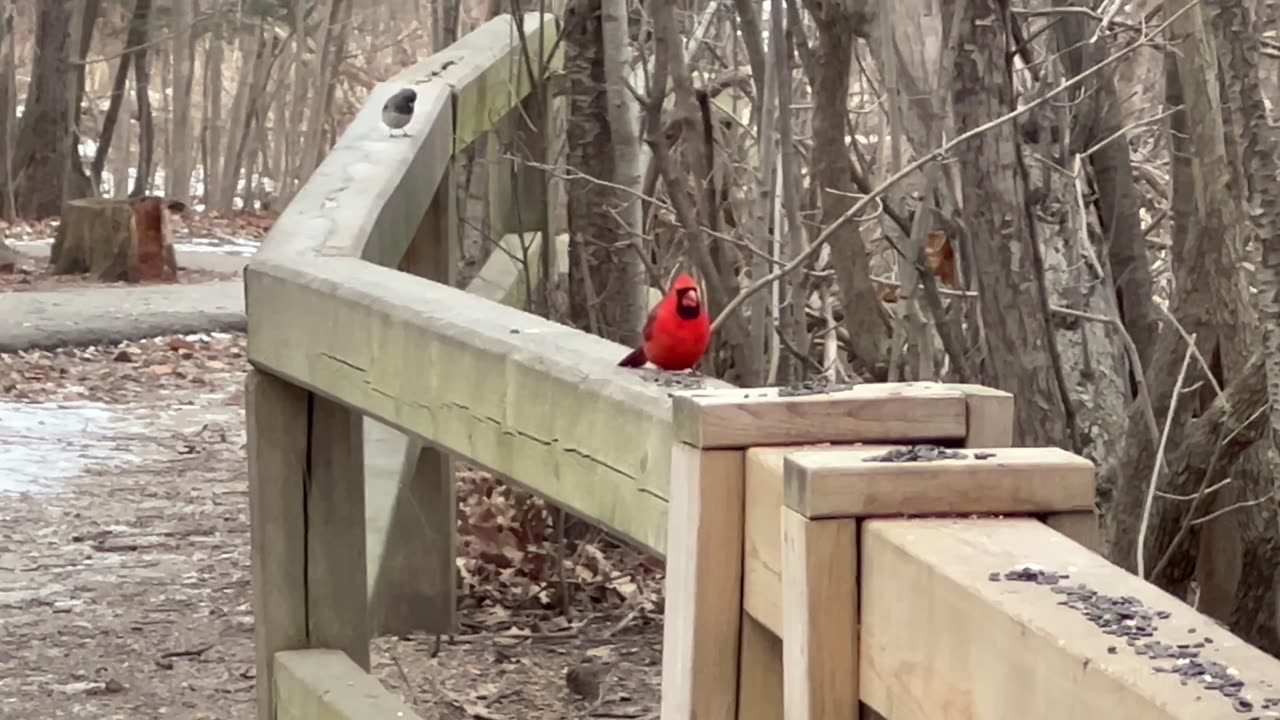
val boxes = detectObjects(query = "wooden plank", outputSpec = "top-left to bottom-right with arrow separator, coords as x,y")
671,383 -> 969,449
246,255 -> 731,557
782,510 -> 859,720
859,517 -> 1280,719
737,610 -> 784,720
306,394 -> 371,669
368,152 -> 462,637
661,444 -> 746,720
466,232 -> 569,307
254,14 -> 556,267
275,649 -> 427,720
784,446 -> 1096,519
744,445 -> 894,635
258,81 -> 453,266
953,384 -> 1015,447
247,370 -> 310,720
1045,509 -> 1103,553
365,424 -> 457,636
431,14 -> 560,151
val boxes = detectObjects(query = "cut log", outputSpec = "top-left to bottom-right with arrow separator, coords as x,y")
51,196 -> 184,282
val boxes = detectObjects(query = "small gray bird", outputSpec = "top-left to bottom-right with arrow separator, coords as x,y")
382,87 -> 416,137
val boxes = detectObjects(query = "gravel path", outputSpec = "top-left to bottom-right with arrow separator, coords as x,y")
0,281 -> 244,353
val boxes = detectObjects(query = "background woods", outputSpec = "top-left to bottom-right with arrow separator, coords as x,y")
3,0 -> 1280,665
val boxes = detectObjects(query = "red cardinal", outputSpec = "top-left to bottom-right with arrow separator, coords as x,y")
617,272 -> 711,371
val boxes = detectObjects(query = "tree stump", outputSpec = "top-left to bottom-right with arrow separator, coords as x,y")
51,196 -> 184,283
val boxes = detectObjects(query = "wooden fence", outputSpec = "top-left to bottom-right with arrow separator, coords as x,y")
243,12 -> 1280,720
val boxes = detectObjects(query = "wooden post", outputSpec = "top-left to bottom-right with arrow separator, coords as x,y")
737,611 -> 784,720
956,384 -> 1102,552
248,371 -> 371,720
306,395 -> 371,667
368,158 -> 461,637
248,370 -> 309,720
660,443 -> 746,720
781,511 -> 858,720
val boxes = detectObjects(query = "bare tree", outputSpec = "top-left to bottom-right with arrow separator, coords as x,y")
6,0 -> 91,218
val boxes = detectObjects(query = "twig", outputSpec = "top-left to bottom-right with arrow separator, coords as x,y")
387,645 -> 420,707
158,642 -> 215,659
1188,494 -> 1275,526
1154,302 -> 1222,396
710,1 -> 1197,333
1138,333 -> 1196,579
1156,477 -> 1232,501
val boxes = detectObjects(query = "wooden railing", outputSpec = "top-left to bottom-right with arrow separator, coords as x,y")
244,13 -> 1280,720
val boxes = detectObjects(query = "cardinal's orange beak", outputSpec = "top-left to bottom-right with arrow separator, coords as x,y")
680,289 -> 700,308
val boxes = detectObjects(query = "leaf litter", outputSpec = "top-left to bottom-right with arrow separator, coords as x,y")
0,332 -> 663,719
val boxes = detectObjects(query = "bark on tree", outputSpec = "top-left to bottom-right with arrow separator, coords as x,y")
50,197 -> 180,283
802,0 -> 890,379
1106,0 -> 1276,656
130,0 -> 155,197
6,0 -> 91,219
599,0 -> 647,345
564,0 -> 624,340
204,22 -> 225,204
168,0 -> 196,202
92,0 -> 153,194
944,0 -> 1070,448
1052,0 -> 1160,375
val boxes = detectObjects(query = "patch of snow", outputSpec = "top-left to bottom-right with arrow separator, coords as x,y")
0,401 -> 170,495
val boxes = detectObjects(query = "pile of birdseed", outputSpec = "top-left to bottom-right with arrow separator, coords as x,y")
993,564 -> 1279,716
863,444 -> 995,462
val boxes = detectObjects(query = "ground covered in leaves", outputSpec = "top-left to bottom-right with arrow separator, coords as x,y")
0,333 -> 663,719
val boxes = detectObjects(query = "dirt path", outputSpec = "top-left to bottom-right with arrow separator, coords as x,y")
0,282 -> 244,353
0,334 -> 663,719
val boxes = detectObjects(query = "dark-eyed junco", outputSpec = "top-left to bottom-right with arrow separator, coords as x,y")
382,87 -> 416,137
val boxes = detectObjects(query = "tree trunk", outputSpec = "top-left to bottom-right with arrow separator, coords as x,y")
564,0 -> 620,339
1107,0 -> 1268,640
1052,0 -> 1160,376
129,0 -> 155,197
599,0 -> 646,345
6,0 -> 92,219
168,0 -> 196,202
802,0 -> 890,379
51,197 -> 177,283
204,24 -> 225,207
944,0 -> 1070,448
212,25 -> 264,213
0,0 -> 17,219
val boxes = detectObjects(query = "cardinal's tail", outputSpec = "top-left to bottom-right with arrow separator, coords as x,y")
617,346 -> 648,368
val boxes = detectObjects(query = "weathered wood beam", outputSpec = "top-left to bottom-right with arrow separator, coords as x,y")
255,13 -> 558,267
783,446 -> 1096,519
248,371 -> 370,720
670,383 -> 970,449
246,254 -> 699,557
860,518 -> 1280,719
275,649 -> 427,720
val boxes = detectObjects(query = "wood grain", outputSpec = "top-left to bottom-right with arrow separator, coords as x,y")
860,517 -> 1280,719
744,446 -> 893,635
305,395 -> 371,669
782,510 -> 859,720
784,446 -> 1096,519
1044,509 -> 1103,553
737,611 -> 784,720
953,384 -> 1015,447
661,444 -> 746,720
671,383 -> 969,449
275,649 -> 426,720
247,370 -> 310,720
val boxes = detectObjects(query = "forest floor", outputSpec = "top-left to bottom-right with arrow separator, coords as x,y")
0,247 -> 665,719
